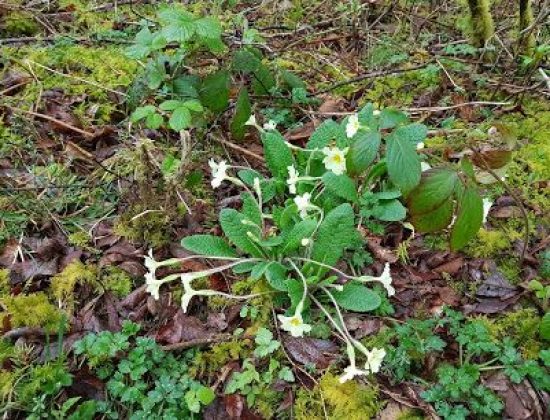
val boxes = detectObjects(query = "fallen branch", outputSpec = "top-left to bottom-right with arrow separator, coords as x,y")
161,334 -> 233,351
208,134 -> 265,163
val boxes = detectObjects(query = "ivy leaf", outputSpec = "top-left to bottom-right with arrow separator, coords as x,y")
220,209 -> 263,257
310,203 -> 358,270
407,168 -> 459,214
386,133 -> 421,195
322,172 -> 358,202
450,186 -> 483,250
332,283 -> 381,312
262,132 -> 293,180
347,130 -> 381,175
181,235 -> 238,257
230,88 -> 251,141
169,106 -> 192,130
200,70 -> 230,112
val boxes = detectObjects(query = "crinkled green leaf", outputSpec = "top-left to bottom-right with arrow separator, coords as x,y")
322,172 -> 358,202
181,234 -> 238,257
262,132 -> 293,180
199,70 -> 230,112
347,130 -> 381,175
332,283 -> 381,312
219,209 -> 263,257
280,219 -> 317,254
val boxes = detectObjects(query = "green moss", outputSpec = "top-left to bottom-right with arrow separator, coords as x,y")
466,229 -> 511,258
488,309 -> 542,359
50,260 -> 97,304
0,270 -> 10,296
3,45 -> 137,123
190,339 -> 252,378
101,266 -> 133,298
2,11 -> 39,36
466,0 -> 494,48
294,372 -> 381,420
113,205 -> 172,248
1,293 -> 63,332
397,409 -> 426,420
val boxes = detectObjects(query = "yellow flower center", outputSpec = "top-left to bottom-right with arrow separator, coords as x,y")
290,317 -> 302,326
332,155 -> 342,164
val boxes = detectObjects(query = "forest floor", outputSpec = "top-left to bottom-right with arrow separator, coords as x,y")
0,1 -> 549,419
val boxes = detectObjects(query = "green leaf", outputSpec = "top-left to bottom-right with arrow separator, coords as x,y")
241,192 -> 262,226
450,186 -> 483,251
306,119 -> 341,149
172,76 -> 199,98
182,99 -> 203,112
169,106 -> 192,130
411,199 -> 454,233
332,283 -> 381,312
131,105 -> 156,122
181,235 -> 238,257
197,386 -> 215,405
310,203 -> 358,269
251,63 -> 276,95
230,88 -> 251,141
159,100 -> 183,111
393,123 -> 428,146
264,262 -> 288,291
373,199 -> 407,221
407,168 -> 459,214
195,17 -> 222,39
232,49 -> 261,73
280,70 -> 306,90
262,132 -> 293,180
280,219 -> 317,254
145,113 -> 163,129
540,313 -> 550,341
347,130 -> 381,175
380,108 -> 408,129
386,133 -> 421,195
200,70 -> 230,112
159,8 -> 196,42
322,172 -> 358,202
220,209 -> 263,257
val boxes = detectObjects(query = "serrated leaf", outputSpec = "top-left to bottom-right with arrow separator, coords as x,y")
393,123 -> 428,146
169,106 -> 192,130
145,113 -> 163,129
322,173 -> 357,202
310,203 -> 358,270
158,8 -> 196,42
380,108 -> 408,129
411,199 -> 454,233
232,49 -> 261,73
159,100 -> 183,111
230,88 -> 251,141
306,119 -> 341,149
194,17 -> 222,39
332,283 -> 381,312
450,186 -> 483,250
347,130 -> 381,175
251,63 -> 276,95
131,105 -> 155,122
262,132 -> 293,180
407,168 -> 459,214
373,199 -> 407,221
386,133 -> 421,195
199,70 -> 230,112
280,69 -> 306,90
220,209 -> 263,257
181,234 -> 238,257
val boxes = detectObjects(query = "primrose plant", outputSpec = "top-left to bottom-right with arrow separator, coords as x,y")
144,103 -> 485,382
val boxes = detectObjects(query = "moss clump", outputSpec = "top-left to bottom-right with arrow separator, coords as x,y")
466,0 -> 494,48
101,266 -> 133,298
1,293 -> 63,332
0,270 -> 10,296
113,205 -> 172,248
190,339 -> 252,378
2,11 -> 40,36
294,373 -> 380,420
488,309 -> 541,359
467,229 -> 510,258
50,260 -> 97,304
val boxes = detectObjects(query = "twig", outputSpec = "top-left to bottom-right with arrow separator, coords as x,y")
405,101 -> 510,113
208,134 -> 265,164
312,63 -> 429,95
161,334 -> 233,351
2,105 -> 95,138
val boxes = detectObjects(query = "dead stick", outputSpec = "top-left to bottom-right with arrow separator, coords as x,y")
2,105 -> 95,138
209,134 -> 265,163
